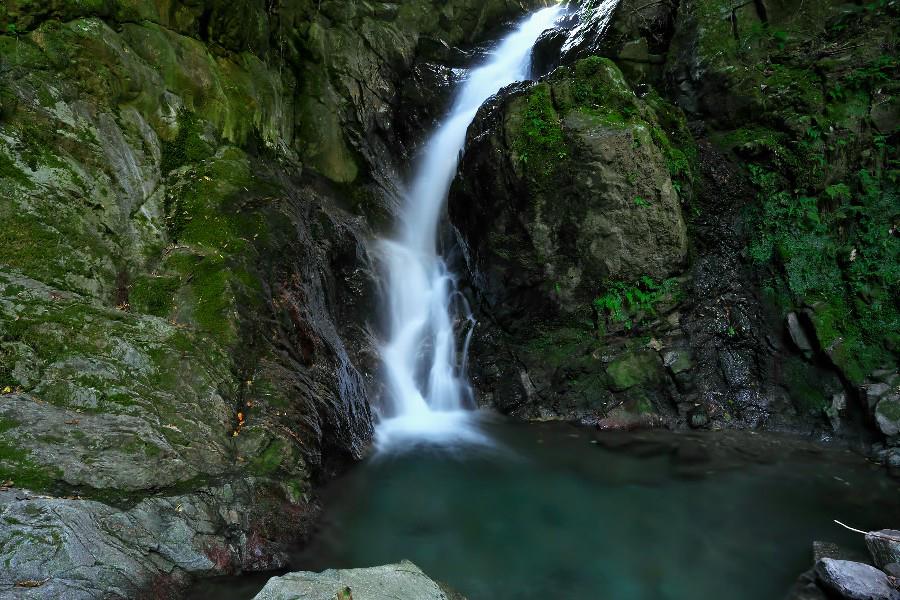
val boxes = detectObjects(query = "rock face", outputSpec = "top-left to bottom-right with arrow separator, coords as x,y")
449,56 -> 691,422
448,0 -> 900,443
0,0 -> 550,597
452,56 -> 688,317
815,559 -> 900,600
252,561 -> 464,600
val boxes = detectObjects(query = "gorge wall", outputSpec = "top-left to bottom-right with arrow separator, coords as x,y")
0,1 -> 551,597
0,0 -> 897,597
449,0 -> 899,452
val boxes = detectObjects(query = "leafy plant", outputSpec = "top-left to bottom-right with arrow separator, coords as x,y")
594,276 -> 679,330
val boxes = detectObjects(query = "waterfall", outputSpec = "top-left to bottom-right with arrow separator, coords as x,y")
376,4 -> 564,449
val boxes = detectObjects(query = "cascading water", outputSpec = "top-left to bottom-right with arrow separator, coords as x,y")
376,4 -> 564,449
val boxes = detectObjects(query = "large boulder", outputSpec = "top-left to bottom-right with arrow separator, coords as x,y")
815,559 -> 900,600
252,561 -> 464,600
448,56 -> 691,421
450,56 -> 688,325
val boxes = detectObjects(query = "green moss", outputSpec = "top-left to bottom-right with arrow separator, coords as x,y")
129,274 -> 180,317
0,435 -> 63,492
0,151 -> 33,188
189,256 -> 235,341
877,398 -> 900,424
160,110 -> 213,175
606,351 -> 664,392
523,326 -> 597,370
251,438 -> 286,475
513,83 -> 567,189
554,56 -> 639,127
781,357 -> 830,414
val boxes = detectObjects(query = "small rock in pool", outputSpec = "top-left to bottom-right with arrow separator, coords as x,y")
815,558 -> 900,600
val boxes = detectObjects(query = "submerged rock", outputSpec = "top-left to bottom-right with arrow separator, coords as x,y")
815,559 -> 900,600
252,561 -> 464,600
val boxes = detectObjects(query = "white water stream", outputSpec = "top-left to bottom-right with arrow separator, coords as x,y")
376,5 -> 564,449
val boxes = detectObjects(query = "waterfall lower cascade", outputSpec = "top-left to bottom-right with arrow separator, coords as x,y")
376,5 -> 564,449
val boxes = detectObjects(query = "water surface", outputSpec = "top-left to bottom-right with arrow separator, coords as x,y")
195,420 -> 899,599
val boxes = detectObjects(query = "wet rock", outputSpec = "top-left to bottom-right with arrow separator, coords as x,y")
448,56 -> 690,421
871,95 -> 900,134
866,530 -> 900,570
875,396 -> 900,437
826,392 -> 848,432
607,351 -> 665,392
546,0 -> 678,82
864,384 -> 894,411
787,312 -> 814,355
688,408 -> 709,429
815,558 -> 900,600
252,560 -> 464,600
785,569 -> 828,600
0,482 -> 310,599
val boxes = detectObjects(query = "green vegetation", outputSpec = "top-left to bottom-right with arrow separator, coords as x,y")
781,357 -> 831,414
129,274 -> 180,317
0,152 -> 32,188
160,110 -> 213,175
251,439 -> 287,476
735,48 -> 899,382
594,276 -> 679,330
0,419 -> 63,491
514,83 -> 566,188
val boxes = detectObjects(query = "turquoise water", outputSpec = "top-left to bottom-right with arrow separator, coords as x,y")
192,419 -> 900,599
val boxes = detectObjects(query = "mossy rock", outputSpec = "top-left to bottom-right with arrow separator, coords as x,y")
606,351 -> 665,392
875,397 -> 900,437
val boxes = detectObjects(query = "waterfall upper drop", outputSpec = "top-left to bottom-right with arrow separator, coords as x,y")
376,4 -> 564,449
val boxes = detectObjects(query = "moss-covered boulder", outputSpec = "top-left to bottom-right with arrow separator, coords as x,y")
450,56 -> 689,322
448,56 -> 691,422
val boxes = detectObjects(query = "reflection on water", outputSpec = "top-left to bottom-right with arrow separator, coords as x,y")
190,420 -> 899,600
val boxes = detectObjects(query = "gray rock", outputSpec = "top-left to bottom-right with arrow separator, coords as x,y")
0,480 -> 301,599
867,530 -> 900,570
885,563 -> 900,578
815,558 -> 900,600
252,561 -> 464,600
875,396 -> 900,437
871,96 -> 900,134
787,312 -> 814,353
863,383 -> 892,411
